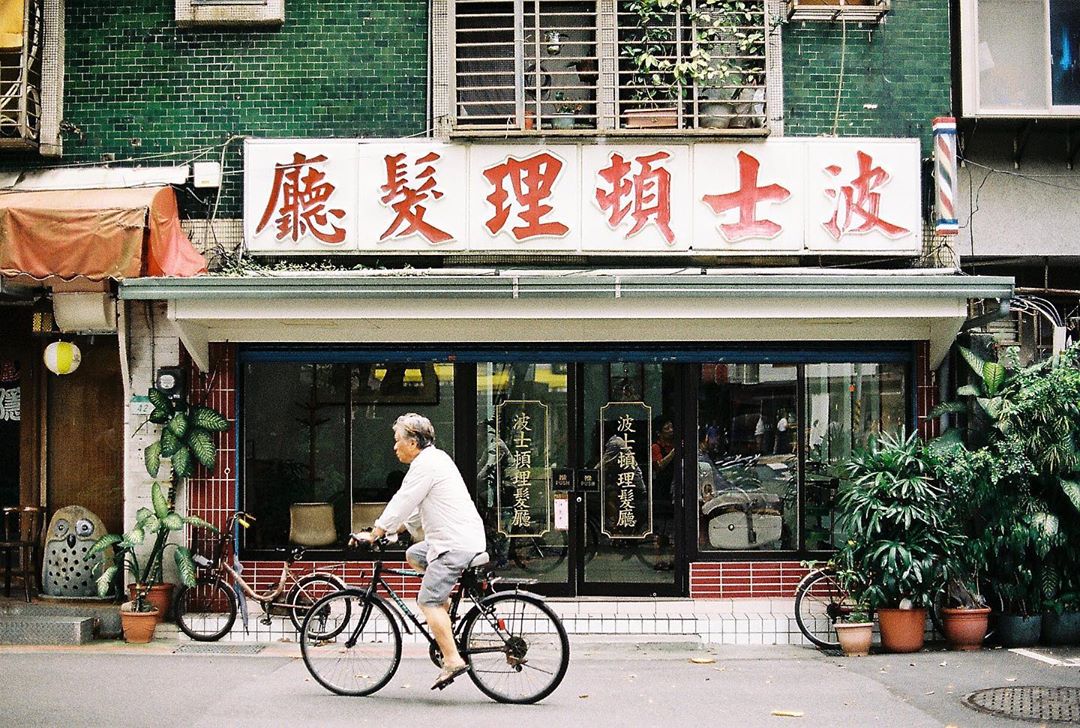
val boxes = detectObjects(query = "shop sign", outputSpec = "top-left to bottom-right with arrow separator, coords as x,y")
599,401 -> 653,540
495,399 -> 551,538
244,138 -> 922,256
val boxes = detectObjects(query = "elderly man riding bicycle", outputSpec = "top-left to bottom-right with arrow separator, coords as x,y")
350,412 -> 487,691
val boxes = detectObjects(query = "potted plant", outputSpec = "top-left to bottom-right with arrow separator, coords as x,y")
86,387 -> 227,641
550,91 -> 581,130
834,431 -> 957,653
834,606 -> 874,657
1043,585 -> 1080,646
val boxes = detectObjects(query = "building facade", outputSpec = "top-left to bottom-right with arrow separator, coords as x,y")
0,0 -> 1012,618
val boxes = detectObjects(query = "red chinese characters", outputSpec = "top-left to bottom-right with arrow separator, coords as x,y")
701,151 -> 791,242
483,152 -> 569,240
256,152 -> 346,244
379,151 -> 453,244
822,150 -> 910,240
595,151 -> 675,245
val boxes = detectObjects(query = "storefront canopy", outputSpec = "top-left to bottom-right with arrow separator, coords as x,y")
0,186 -> 206,282
120,268 -> 1013,372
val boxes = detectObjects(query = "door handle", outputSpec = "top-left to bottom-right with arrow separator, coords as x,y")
575,496 -> 582,503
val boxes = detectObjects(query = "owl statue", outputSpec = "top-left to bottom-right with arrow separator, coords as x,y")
42,506 -> 113,598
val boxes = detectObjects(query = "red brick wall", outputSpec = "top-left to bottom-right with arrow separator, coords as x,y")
689,561 -> 809,599
915,341 -> 940,440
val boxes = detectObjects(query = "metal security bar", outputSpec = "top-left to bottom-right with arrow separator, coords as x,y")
452,0 -> 765,132
0,0 -> 41,146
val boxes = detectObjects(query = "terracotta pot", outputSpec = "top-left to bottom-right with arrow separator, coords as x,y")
120,603 -> 159,643
622,107 -> 678,129
128,583 -> 175,623
877,608 -> 927,653
835,622 -> 873,657
942,607 -> 991,651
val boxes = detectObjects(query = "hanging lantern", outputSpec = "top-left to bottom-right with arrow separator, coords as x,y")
43,341 -> 81,375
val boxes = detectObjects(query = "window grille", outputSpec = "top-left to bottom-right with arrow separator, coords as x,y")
453,0 -> 767,133
0,0 -> 42,147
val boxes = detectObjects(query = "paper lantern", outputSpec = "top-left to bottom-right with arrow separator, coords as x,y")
43,341 -> 81,375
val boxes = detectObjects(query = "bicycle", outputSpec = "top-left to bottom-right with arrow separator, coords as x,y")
299,537 -> 570,704
794,564 -> 949,649
173,511 -> 347,642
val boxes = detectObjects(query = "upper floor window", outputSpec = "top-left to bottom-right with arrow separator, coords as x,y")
453,0 -> 767,133
960,0 -> 1080,117
175,0 -> 285,28
0,0 -> 41,149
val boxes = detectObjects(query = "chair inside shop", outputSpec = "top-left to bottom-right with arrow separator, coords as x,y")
351,502 -> 388,532
0,505 -> 45,602
288,502 -> 337,547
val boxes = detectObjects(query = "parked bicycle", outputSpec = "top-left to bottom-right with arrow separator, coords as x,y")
793,563 -> 948,649
173,511 -> 347,642
299,537 -> 570,704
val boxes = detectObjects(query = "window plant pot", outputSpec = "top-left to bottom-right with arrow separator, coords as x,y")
835,622 -> 873,656
1042,612 -> 1080,646
120,601 -> 160,643
129,582 -> 174,624
877,608 -> 926,653
995,613 -> 1042,647
941,607 -> 991,651
549,113 -> 575,130
622,107 -> 678,129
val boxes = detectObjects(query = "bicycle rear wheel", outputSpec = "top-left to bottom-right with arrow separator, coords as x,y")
287,574 -> 348,638
793,569 -> 857,649
300,590 -> 401,696
174,579 -> 237,642
461,592 -> 569,704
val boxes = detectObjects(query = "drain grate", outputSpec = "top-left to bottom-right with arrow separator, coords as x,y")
173,643 -> 265,655
963,686 -> 1080,724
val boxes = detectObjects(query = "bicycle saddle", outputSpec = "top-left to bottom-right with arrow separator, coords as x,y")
468,552 -> 490,569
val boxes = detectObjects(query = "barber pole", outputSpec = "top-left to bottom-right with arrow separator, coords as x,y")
933,117 -> 958,235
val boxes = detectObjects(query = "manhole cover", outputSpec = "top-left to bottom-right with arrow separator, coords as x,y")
963,686 -> 1080,724
173,643 -> 265,655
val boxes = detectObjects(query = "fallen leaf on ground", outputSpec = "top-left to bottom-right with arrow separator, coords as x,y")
1006,677 -> 1017,682
924,691 -> 935,695
579,694 -> 589,699
690,657 -> 717,664
771,710 -> 804,718
939,661 -> 947,666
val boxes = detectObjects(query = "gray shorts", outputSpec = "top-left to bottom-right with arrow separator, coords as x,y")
406,541 -> 479,607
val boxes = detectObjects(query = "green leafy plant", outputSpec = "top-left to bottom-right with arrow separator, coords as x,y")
832,431 -> 960,610
86,387 -> 228,612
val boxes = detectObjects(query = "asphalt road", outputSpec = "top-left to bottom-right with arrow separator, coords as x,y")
0,639 -> 1077,727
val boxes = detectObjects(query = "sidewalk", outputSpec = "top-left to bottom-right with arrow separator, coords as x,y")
1,636 -> 1077,727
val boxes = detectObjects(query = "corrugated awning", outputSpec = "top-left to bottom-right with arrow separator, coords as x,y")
0,186 -> 207,281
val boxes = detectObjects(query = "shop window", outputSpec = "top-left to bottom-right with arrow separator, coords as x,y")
242,360 -> 455,551
802,362 -> 906,550
697,363 -> 797,553
451,0 -> 767,132
696,360 -> 906,554
175,0 -> 285,28
960,0 -> 1080,117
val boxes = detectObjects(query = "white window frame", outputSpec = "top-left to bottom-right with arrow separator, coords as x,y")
175,0 -> 284,28
960,0 -> 1080,118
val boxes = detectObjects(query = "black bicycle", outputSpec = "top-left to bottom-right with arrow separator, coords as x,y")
299,538 -> 570,704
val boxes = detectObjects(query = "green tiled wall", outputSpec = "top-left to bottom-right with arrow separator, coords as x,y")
782,1 -> 951,154
46,1 -> 429,217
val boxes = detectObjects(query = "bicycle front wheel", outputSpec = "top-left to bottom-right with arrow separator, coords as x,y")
300,590 -> 401,697
287,574 -> 348,637
174,579 -> 237,642
793,569 -> 856,649
461,593 -> 569,704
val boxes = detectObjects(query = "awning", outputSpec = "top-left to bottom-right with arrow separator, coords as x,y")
0,186 -> 207,282
120,268 -> 1014,371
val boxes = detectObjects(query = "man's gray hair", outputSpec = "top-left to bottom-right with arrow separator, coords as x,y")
393,412 -> 435,448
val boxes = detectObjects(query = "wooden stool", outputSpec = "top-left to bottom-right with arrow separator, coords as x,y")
1,506 -> 45,602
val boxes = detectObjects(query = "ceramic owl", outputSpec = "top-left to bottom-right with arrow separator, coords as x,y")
42,506 -> 112,598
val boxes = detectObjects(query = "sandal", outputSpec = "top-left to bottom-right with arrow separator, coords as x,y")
431,662 -> 469,690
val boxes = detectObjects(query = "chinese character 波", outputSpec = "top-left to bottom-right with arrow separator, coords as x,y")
822,151 -> 910,240
256,152 -> 347,244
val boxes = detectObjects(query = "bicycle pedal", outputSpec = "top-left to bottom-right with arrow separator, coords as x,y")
259,617 -> 273,626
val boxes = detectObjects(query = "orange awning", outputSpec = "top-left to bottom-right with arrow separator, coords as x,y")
0,186 -> 207,281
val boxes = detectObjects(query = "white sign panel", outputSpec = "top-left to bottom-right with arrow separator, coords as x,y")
244,138 -> 922,256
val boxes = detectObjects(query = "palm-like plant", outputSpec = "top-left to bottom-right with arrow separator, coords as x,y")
86,387 -> 228,611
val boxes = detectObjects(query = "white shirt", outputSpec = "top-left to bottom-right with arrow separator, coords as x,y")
375,446 -> 487,561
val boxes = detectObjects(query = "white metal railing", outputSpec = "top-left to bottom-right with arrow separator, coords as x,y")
453,0 -> 766,132
0,0 -> 42,145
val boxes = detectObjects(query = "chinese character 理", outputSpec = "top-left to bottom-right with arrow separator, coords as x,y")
483,152 -> 569,241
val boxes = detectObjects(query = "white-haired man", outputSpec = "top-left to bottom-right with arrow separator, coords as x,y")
351,412 -> 486,690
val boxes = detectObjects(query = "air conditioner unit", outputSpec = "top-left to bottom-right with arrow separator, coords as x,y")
787,0 -> 890,23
